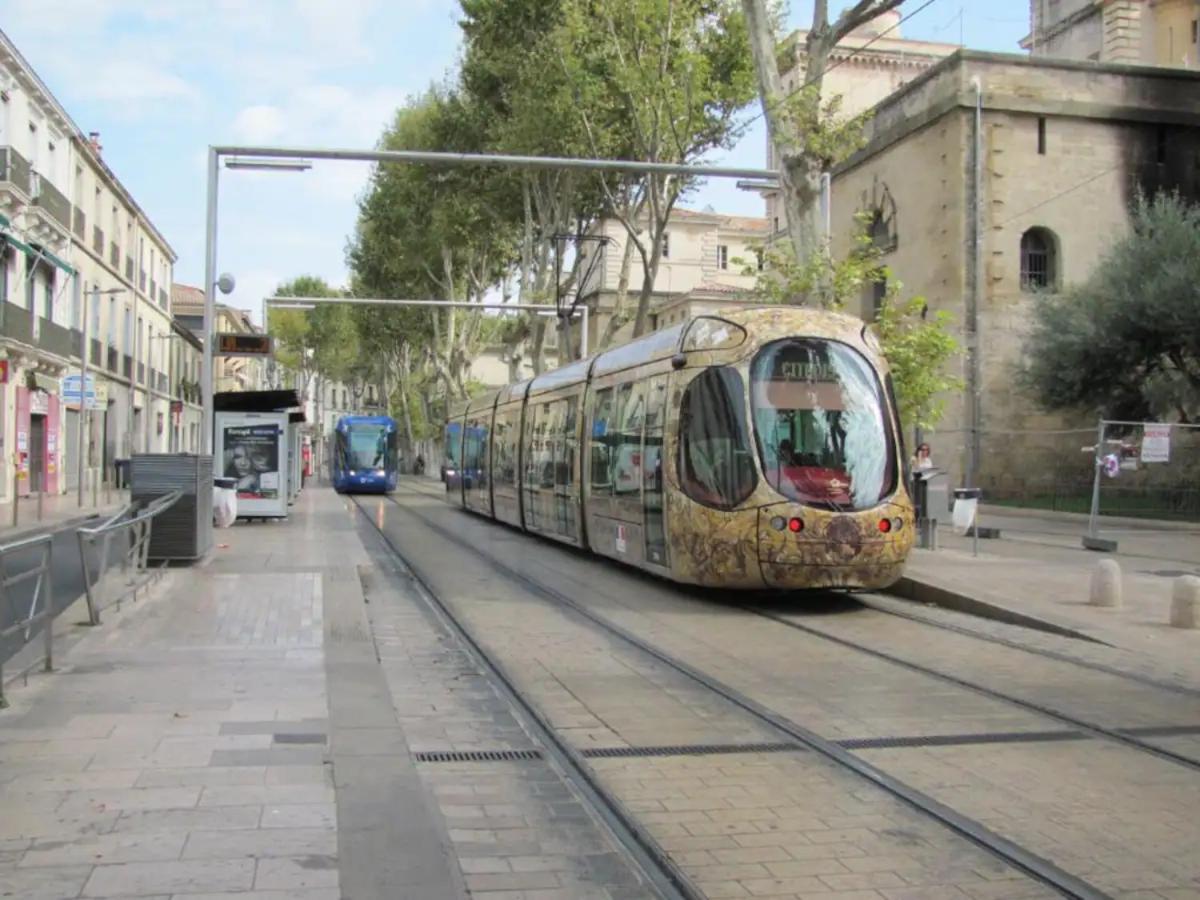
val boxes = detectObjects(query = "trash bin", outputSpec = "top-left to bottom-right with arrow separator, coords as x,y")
952,487 -> 982,535
213,477 -> 237,529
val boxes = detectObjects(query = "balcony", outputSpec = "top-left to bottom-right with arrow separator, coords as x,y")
137,361 -> 145,383
90,338 -> 102,367
125,255 -> 134,281
93,224 -> 105,256
107,347 -> 118,373
29,172 -> 71,250
73,206 -> 86,239
123,354 -> 132,379
1,302 -> 33,345
0,147 -> 32,217
37,319 -> 76,359
110,241 -> 120,269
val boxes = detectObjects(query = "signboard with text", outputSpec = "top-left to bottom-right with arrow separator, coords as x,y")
1141,423 -> 1171,463
216,333 -> 273,358
61,373 -> 108,410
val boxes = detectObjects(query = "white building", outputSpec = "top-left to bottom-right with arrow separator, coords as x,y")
574,208 -> 770,353
0,28 -> 179,500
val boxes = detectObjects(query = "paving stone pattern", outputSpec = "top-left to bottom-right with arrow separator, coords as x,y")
380,492 -> 1054,899
0,513 -> 336,898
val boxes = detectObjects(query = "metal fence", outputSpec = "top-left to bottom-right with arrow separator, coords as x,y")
77,491 -> 181,626
0,533 -> 53,707
968,423 -> 1200,523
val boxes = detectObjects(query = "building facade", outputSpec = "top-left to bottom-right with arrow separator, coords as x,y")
171,284 -> 267,395
0,29 -> 178,501
1024,0 -> 1200,67
763,13 -> 959,237
823,49 -> 1200,490
574,208 -> 769,353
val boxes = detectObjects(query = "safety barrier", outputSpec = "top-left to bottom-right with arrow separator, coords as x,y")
77,491 -> 181,626
0,532 -> 54,707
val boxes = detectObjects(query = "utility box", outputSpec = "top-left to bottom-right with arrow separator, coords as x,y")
130,454 -> 214,561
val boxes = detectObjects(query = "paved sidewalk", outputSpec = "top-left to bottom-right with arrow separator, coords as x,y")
0,489 -> 129,543
900,507 -> 1200,683
0,487 -> 463,900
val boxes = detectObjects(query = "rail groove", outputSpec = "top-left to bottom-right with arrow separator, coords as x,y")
377,487 -> 1111,900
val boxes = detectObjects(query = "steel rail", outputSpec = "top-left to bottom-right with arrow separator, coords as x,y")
348,495 -> 701,900
379,486 -> 1110,900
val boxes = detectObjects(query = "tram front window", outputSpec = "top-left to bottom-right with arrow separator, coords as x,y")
344,426 -> 391,471
751,339 -> 896,511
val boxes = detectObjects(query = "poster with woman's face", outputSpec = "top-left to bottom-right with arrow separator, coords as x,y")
223,425 -> 280,499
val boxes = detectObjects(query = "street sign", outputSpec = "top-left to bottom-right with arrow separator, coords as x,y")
61,373 -> 107,410
216,333 -> 273,358
1141,423 -> 1170,463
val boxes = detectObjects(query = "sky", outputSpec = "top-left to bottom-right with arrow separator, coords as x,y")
4,0 -> 1032,324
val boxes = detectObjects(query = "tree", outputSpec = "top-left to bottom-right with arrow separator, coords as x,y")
742,0 -> 904,262
560,0 -> 756,340
744,218 -> 961,430
1022,192 -> 1200,423
271,275 -> 348,404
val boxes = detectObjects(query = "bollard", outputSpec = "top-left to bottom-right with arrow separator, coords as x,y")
1089,559 -> 1122,608
1169,575 -> 1200,629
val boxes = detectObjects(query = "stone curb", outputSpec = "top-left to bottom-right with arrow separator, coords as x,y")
891,575 -> 1103,644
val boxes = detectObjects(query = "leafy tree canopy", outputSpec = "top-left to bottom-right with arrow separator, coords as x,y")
1021,192 -> 1200,423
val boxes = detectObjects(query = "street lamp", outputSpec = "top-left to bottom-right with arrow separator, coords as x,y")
78,286 -> 123,507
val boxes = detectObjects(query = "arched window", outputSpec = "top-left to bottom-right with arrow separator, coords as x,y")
1020,227 -> 1057,291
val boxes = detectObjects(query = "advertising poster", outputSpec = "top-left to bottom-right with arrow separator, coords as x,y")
1141,424 -> 1170,464
216,412 -> 288,517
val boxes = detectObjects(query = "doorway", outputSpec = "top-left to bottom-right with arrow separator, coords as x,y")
30,414 -> 46,495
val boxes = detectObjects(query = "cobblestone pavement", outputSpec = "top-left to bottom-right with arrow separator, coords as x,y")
390,484 -> 1200,899
374,491 -> 1054,900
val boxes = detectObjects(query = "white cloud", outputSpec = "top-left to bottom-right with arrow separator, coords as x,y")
232,105 -> 287,143
81,59 -> 197,105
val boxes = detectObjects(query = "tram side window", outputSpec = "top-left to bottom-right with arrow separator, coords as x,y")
679,367 -> 757,509
612,382 -> 644,496
590,388 -> 615,495
557,397 -> 578,490
493,412 -> 518,488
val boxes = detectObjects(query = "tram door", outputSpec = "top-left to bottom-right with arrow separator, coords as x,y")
642,376 -> 669,567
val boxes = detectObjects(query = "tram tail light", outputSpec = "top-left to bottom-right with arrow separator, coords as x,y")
788,517 -> 804,533
878,518 -> 892,533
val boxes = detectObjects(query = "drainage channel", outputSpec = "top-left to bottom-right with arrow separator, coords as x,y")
351,496 -> 699,900
380,488 -> 1111,900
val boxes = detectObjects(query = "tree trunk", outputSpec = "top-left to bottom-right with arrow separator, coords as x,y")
599,235 -> 638,350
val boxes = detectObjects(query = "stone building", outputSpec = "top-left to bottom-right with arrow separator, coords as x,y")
574,208 -> 769,354
1024,0 -> 1200,68
0,28 -> 178,501
824,49 -> 1200,490
171,284 -> 266,394
763,12 -> 960,237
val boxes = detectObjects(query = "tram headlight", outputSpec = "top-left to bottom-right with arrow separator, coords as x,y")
892,517 -> 904,531
349,469 -> 357,476
770,516 -> 786,531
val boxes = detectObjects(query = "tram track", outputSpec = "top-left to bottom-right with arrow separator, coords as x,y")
364,487 -> 1111,900
404,476 -> 1200,702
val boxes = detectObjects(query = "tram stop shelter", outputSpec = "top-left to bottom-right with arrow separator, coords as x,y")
213,390 -> 301,520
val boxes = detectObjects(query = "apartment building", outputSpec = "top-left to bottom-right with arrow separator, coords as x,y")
0,29 -> 178,500
1024,0 -> 1200,67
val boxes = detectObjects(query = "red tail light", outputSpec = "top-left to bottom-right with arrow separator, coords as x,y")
878,518 -> 892,533
788,517 -> 804,533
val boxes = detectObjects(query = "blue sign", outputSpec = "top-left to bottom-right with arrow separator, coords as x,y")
61,373 -> 100,409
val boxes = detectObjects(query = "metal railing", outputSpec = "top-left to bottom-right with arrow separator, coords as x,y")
77,491 -> 180,626
0,533 -> 54,708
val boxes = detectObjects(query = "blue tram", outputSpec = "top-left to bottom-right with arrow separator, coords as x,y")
331,415 -> 399,494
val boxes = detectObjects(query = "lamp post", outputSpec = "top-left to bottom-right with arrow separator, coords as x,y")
79,286 -> 123,507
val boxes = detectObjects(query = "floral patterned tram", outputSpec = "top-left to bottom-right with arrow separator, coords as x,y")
445,307 -> 915,590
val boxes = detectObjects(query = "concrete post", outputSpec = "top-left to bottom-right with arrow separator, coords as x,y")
1089,559 -> 1122,608
1169,575 -> 1200,629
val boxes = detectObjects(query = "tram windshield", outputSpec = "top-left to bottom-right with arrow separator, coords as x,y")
750,339 -> 896,511
341,425 -> 394,471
